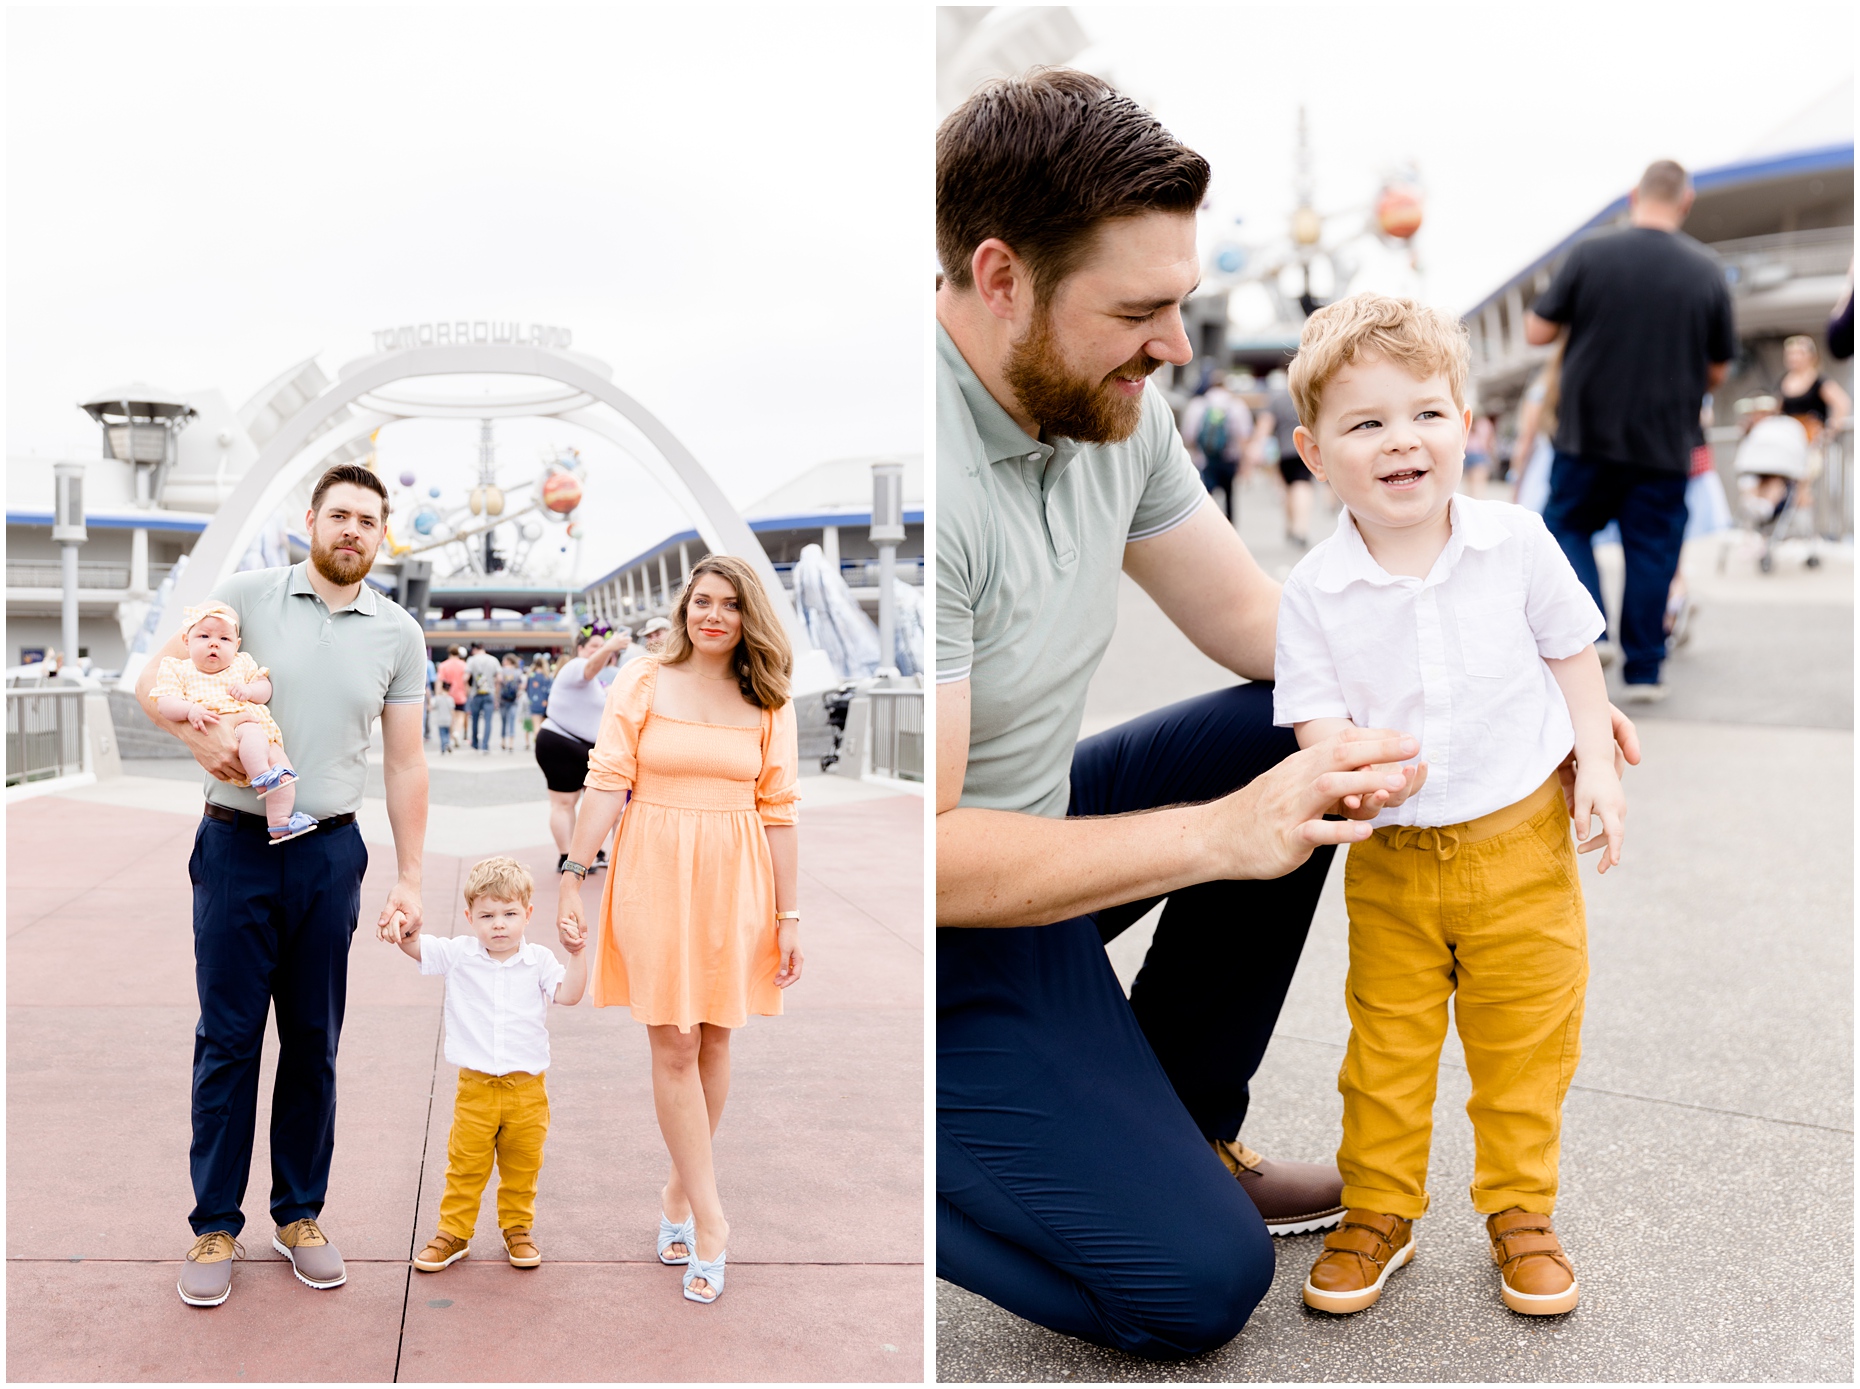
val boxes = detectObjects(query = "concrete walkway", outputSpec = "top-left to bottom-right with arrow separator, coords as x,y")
8,754 -> 924,1382
936,477 -> 1853,1382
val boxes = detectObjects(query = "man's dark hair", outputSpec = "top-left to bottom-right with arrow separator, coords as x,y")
937,68 -> 1210,302
1637,159 -> 1691,204
310,462 -> 389,515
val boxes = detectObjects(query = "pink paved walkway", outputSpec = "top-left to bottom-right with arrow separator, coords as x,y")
6,789 -> 924,1382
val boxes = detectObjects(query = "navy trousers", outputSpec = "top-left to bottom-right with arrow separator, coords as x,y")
1543,451 -> 1689,686
937,684 -> 1334,1359
188,813 -> 367,1237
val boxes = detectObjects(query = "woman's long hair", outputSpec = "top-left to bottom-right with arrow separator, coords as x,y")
657,555 -> 792,709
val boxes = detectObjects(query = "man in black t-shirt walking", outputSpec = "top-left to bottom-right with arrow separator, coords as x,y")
1525,159 -> 1735,701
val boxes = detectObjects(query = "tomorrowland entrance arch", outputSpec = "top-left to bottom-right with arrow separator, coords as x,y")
160,341 -> 834,690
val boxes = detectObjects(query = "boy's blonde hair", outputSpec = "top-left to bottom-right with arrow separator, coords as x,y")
1288,292 -> 1470,432
463,855 -> 533,909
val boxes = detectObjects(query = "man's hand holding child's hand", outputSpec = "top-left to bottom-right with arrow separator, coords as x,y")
1338,760 -> 1429,819
1570,762 -> 1626,873
379,909 -> 414,945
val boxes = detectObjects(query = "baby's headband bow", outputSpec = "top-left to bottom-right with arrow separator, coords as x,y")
183,601 -> 240,637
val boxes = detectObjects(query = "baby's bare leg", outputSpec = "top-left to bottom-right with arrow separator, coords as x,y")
236,722 -> 273,783
260,740 -> 296,826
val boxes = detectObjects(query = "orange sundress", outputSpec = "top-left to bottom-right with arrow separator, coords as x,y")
585,657 -> 799,1031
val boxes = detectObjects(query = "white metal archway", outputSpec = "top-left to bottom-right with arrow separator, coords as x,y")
158,342 -> 830,685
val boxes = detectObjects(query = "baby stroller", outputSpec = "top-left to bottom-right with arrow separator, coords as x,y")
1734,411 -> 1822,572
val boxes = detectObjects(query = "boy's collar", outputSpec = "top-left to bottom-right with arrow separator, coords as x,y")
1314,494 -> 1510,593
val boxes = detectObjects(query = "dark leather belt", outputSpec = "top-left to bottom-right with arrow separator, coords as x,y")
203,802 -> 357,833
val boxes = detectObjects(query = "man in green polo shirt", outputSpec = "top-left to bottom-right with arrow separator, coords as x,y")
135,464 -> 429,1308
934,70 -> 1640,1362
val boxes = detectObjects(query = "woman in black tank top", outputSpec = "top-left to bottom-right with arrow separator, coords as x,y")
1777,335 -> 1850,433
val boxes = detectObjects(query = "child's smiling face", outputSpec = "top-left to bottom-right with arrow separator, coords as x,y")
1293,354 -> 1470,536
467,894 -> 532,959
187,615 -> 240,674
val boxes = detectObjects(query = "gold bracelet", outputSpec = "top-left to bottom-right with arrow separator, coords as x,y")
775,910 -> 801,921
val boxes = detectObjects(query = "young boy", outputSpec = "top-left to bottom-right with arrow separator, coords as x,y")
380,856 -> 587,1271
1272,293 -> 1626,1318
151,600 -> 316,843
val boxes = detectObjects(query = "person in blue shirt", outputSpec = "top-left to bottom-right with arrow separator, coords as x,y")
523,656 -> 553,752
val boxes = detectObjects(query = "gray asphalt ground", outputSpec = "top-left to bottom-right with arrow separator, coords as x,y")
936,476 -> 1855,1383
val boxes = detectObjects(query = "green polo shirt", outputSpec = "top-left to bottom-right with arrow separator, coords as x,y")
204,562 -> 428,819
935,323 -> 1205,818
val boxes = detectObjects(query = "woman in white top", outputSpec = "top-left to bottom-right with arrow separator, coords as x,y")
534,625 -> 630,872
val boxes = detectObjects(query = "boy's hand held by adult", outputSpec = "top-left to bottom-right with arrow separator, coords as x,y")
556,879 -> 585,951
1214,729 -> 1420,880
378,880 -> 423,939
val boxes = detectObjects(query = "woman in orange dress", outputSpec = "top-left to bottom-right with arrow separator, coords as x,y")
555,555 -> 801,1306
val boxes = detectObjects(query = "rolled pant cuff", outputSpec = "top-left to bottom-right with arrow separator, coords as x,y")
1471,1188 -> 1556,1216
1340,1184 -> 1428,1221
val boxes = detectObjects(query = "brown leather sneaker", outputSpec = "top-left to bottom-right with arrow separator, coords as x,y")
413,1232 -> 470,1273
503,1227 -> 541,1268
177,1230 -> 243,1307
1301,1209 -> 1415,1314
272,1218 -> 345,1289
1487,1208 -> 1579,1315
1213,1140 -> 1345,1235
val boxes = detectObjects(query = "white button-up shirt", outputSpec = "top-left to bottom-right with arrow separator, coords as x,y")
1273,495 -> 1604,829
419,934 -> 568,1076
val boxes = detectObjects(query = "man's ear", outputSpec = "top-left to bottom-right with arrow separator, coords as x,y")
303,507 -> 316,535
970,238 -> 1030,324
1293,424 -> 1328,483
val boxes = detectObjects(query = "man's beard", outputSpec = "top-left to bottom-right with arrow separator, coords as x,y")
311,533 -> 375,586
1002,305 -> 1164,444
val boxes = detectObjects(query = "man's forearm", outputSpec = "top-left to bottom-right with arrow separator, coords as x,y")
382,759 -> 428,885
936,803 -> 1218,928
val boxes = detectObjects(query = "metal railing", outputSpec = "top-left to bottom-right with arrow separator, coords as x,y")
866,687 -> 923,782
1815,421 -> 1854,540
1715,227 -> 1854,293
5,561 -> 173,590
6,689 -> 87,786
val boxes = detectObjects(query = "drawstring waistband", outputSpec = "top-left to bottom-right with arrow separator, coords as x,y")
1387,825 -> 1463,860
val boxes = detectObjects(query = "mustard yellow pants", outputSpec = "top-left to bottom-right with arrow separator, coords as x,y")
437,1068 -> 551,1239
1337,774 -> 1587,1220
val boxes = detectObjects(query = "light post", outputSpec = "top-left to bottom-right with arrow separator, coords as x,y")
870,460 -> 904,681
52,462 -> 87,671
79,386 -> 196,598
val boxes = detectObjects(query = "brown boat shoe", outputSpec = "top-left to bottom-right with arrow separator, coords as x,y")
413,1232 -> 470,1273
1301,1209 -> 1415,1314
1487,1208 -> 1579,1315
503,1227 -> 542,1268
1212,1139 -> 1346,1235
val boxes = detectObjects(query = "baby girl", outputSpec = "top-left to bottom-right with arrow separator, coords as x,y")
152,601 -> 317,843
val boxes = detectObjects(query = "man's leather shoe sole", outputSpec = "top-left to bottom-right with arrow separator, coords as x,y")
272,1236 -> 347,1289
1500,1275 -> 1580,1316
1266,1207 -> 1346,1236
1302,1237 -> 1414,1314
176,1278 -> 230,1308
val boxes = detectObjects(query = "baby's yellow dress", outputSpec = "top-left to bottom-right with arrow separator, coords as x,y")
149,652 -> 283,745
585,657 -> 799,1031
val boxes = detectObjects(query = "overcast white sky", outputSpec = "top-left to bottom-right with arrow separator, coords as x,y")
1072,3 -> 1854,313
6,6 -> 926,581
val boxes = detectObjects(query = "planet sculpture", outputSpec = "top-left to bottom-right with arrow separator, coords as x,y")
428,486 -> 441,498
541,470 -> 583,515
413,508 -> 438,535
1375,183 -> 1424,240
399,470 -> 417,487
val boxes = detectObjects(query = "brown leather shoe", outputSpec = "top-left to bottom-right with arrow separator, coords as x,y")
1301,1209 -> 1415,1314
1212,1140 -> 1345,1235
503,1227 -> 541,1268
1487,1208 -> 1579,1315
413,1232 -> 470,1273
